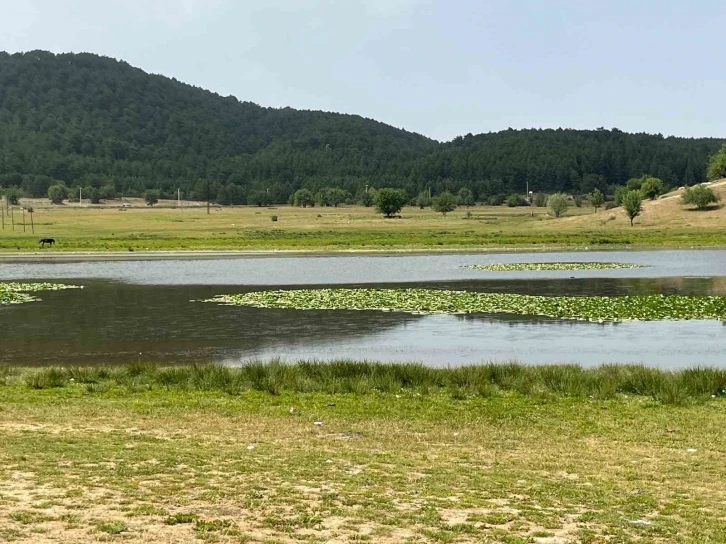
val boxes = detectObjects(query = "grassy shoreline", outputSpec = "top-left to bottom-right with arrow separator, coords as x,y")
1,362 -> 725,542
1,200 -> 725,253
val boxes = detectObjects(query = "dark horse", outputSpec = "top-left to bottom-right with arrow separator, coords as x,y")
39,238 -> 55,248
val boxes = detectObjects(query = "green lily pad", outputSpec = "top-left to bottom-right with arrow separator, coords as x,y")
206,288 -> 726,322
463,262 -> 644,271
0,282 -> 82,305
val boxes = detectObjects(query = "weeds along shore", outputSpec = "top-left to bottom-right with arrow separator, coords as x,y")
6,360 -> 726,405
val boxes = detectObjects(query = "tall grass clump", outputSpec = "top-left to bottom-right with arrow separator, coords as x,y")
25,368 -> 69,389
15,362 -> 726,405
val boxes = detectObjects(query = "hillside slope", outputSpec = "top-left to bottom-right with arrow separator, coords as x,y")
560,179 -> 726,229
0,50 -> 723,203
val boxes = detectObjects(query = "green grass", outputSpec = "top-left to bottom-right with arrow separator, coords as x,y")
1,362 -> 726,542
1,201 -> 725,252
10,361 -> 726,404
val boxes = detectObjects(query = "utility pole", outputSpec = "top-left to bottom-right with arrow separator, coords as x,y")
79,187 -> 83,207
206,179 -> 210,215
28,207 -> 34,234
22,208 -> 26,232
10,207 -> 14,231
177,188 -> 181,209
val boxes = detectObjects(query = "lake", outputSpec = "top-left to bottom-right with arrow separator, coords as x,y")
1,250 -> 725,368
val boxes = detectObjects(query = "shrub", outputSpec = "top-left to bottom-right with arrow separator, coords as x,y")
488,194 -> 506,206
270,215 -> 278,222
681,184 -> 721,210
48,183 -> 69,204
534,192 -> 549,207
505,193 -> 525,207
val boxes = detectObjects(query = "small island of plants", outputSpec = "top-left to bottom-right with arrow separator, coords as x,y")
206,288 -> 726,322
0,282 -> 81,305
463,262 -> 645,272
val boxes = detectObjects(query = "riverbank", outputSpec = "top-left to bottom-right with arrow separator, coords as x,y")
1,363 -> 724,543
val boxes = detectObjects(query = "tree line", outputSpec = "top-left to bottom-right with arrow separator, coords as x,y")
0,51 -> 724,207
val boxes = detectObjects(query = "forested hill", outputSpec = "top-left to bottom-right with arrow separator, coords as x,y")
0,50 -> 723,204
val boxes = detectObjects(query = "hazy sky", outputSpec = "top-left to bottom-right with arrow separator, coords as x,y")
1,0 -> 724,141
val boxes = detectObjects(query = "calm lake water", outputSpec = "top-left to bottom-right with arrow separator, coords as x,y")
1,250 -> 725,368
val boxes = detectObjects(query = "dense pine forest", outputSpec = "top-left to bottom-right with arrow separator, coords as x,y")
0,50 -> 723,204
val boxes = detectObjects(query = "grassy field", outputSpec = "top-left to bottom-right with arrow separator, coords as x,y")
1,362 -> 726,543
1,180 -> 725,253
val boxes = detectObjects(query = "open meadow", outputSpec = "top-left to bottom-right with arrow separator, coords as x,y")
1,180 -> 725,253
1,363 -> 726,543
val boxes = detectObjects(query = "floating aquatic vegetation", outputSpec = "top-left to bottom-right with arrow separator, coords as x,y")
206,288 -> 726,322
0,282 -> 82,305
463,262 -> 645,272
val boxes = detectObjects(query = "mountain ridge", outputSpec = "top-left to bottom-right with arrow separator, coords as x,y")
0,50 -> 723,204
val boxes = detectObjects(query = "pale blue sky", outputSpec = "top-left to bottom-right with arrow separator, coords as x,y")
1,0 -> 724,141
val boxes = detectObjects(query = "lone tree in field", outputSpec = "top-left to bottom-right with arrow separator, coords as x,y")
589,189 -> 604,212
144,189 -> 160,207
639,176 -> 665,200
293,188 -> 315,208
374,188 -> 407,218
48,183 -> 69,204
622,190 -> 643,226
681,184 -> 721,210
547,193 -> 569,218
432,191 -> 458,215
707,143 -> 726,180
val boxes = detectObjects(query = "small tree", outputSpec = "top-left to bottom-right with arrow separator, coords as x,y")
640,176 -> 664,200
589,189 -> 604,212
374,188 -> 407,218
48,184 -> 69,204
100,183 -> 117,200
614,186 -> 627,206
415,191 -> 432,209
327,188 -> 350,207
293,188 -> 315,208
432,191 -> 458,215
5,186 -> 22,206
681,184 -> 721,210
622,190 -> 643,226
457,187 -> 475,207
506,194 -> 523,207
144,189 -> 160,207
547,193 -> 569,218
707,143 -> 726,180
84,186 -> 102,204
248,190 -> 272,207
359,189 -> 376,207
534,193 -> 548,207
